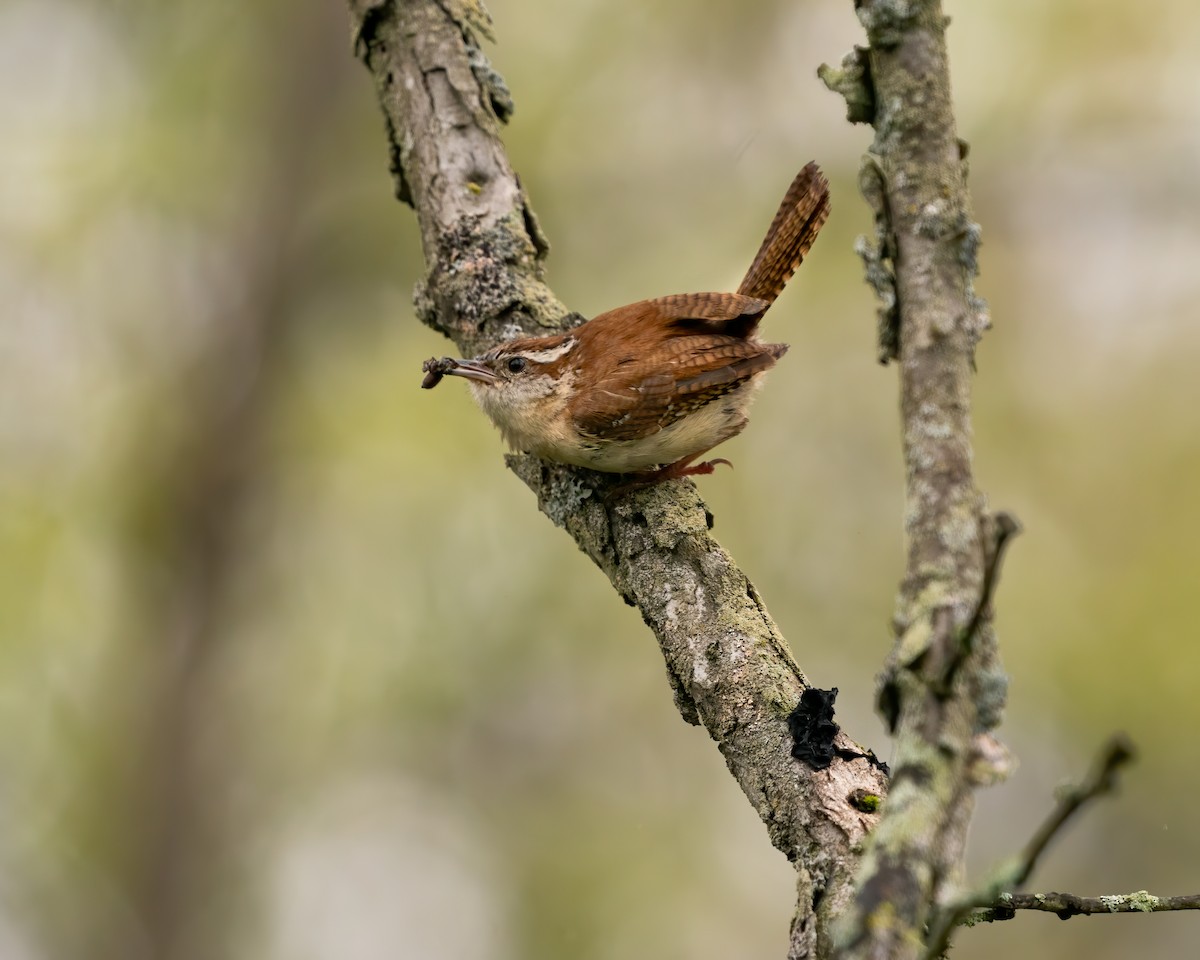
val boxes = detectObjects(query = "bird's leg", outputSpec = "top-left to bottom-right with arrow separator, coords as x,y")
608,451 -> 734,494
652,454 -> 734,480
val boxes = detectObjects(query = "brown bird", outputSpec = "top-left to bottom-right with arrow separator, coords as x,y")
422,163 -> 830,484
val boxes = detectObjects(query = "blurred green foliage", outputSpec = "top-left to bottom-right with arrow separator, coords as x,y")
1,0 -> 1197,958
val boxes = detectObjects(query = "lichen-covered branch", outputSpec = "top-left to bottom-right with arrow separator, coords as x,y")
969,891 -> 1200,923
349,0 -> 565,361
348,1 -> 886,956
821,3 -> 1010,958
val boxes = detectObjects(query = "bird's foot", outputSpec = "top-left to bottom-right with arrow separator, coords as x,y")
666,457 -> 732,479
608,457 -> 733,495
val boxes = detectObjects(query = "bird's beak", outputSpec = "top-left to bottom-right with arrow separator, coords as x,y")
443,359 -> 499,384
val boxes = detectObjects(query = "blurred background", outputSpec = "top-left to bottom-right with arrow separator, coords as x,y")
1,0 -> 1197,958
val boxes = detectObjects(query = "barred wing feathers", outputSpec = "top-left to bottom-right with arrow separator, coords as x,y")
568,295 -> 785,443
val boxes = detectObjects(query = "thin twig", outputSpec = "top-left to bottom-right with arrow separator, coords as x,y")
1014,734 -> 1135,887
922,734 -> 1137,959
960,512 -> 1021,655
933,511 -> 1021,699
969,891 -> 1200,923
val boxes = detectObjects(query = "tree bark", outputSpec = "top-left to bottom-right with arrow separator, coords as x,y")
822,3 -> 1008,958
349,1 -> 887,956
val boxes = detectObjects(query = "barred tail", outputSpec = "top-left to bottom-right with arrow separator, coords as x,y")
737,162 -> 831,305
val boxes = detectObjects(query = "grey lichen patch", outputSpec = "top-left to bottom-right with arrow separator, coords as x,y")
856,0 -> 921,50
424,211 -> 571,352
508,280 -> 573,336
443,0 -> 497,44
856,154 -> 900,363
488,207 -> 540,267
503,451 -> 543,489
893,615 -> 935,670
819,46 -> 875,125
857,235 -> 899,364
903,479 -> 937,528
913,198 -> 952,240
971,662 -> 1008,733
881,581 -> 965,717
504,454 -> 598,532
724,604 -> 782,660
486,209 -> 571,332
873,94 -> 903,150
1126,890 -> 1160,913
434,216 -> 525,324
465,42 -> 513,123
1099,894 -> 1124,913
661,577 -> 711,644
939,505 -> 980,555
908,400 -> 954,443
958,218 -> 991,351
609,482 -> 711,553
957,218 -> 983,272
859,153 -> 891,240
966,292 -> 990,352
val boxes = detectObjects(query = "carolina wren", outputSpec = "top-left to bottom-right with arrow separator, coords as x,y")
422,163 -> 830,483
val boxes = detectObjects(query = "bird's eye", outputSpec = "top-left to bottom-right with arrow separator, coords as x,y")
506,356 -> 527,374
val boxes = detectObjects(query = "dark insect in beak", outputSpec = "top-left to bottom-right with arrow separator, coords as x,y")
421,356 -> 499,389
421,357 -> 456,389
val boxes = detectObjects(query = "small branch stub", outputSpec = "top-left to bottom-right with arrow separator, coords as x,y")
818,46 -> 875,125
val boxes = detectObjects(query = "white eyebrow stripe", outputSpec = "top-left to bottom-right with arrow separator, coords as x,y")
523,338 -> 577,364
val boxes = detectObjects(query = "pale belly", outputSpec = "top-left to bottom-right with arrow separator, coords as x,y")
472,374 -> 766,474
538,381 -> 757,473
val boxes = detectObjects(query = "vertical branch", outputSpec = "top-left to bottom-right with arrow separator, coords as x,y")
823,3 -> 1009,958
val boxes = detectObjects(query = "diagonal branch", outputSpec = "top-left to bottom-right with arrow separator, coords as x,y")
348,1 -> 887,956
1012,735 -> 1135,888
